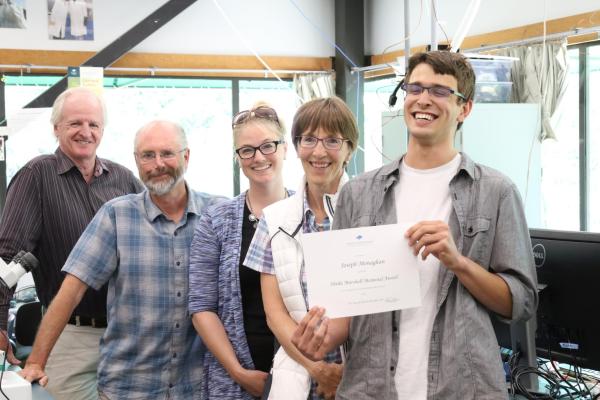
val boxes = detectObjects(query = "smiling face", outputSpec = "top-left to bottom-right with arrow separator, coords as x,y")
298,128 -> 352,194
404,63 -> 472,147
235,120 -> 287,187
135,121 -> 189,196
54,91 -> 104,164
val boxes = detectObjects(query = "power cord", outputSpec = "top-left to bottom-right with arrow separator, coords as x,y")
508,350 -> 600,399
509,351 -> 560,399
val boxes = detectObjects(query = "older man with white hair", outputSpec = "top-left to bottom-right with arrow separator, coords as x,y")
0,87 -> 142,399
20,120 -> 226,400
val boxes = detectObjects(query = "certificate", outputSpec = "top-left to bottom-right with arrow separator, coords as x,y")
301,223 -> 421,318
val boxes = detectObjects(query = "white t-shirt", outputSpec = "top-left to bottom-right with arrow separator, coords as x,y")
393,153 -> 461,399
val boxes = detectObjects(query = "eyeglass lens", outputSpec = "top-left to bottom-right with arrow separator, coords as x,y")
299,136 -> 344,150
402,83 -> 466,100
236,141 -> 281,159
138,149 -> 185,163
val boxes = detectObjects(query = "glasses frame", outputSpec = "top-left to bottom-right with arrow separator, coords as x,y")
135,148 -> 187,164
296,136 -> 349,151
235,140 -> 285,159
232,106 -> 280,129
401,82 -> 467,101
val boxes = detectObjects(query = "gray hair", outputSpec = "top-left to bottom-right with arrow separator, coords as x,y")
50,87 -> 107,126
134,120 -> 188,151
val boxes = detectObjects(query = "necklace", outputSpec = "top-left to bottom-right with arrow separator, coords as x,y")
246,189 -> 288,229
246,193 -> 259,229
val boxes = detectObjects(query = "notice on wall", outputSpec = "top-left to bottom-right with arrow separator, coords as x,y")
68,66 -> 103,95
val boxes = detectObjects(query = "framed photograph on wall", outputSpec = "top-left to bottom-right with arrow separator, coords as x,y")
48,0 -> 94,40
0,0 -> 27,29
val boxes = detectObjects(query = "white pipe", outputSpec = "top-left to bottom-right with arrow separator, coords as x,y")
404,0 -> 410,69
0,65 -> 331,76
430,0 -> 438,50
351,27 -> 599,74
451,0 -> 481,52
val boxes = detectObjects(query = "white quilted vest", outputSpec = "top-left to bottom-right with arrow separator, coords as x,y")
263,176 -> 347,400
263,175 -> 345,322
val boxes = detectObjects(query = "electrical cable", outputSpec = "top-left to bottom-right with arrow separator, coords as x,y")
431,0 -> 450,49
570,346 -> 594,399
508,352 -> 556,399
379,0 -> 424,56
287,0 -> 357,69
549,359 -> 577,399
286,0 -> 365,176
508,347 -> 600,399
210,0 -> 303,104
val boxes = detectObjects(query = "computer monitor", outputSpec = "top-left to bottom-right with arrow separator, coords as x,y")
530,228 -> 600,370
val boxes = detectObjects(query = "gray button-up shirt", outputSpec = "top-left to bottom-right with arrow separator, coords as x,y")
333,153 -> 538,400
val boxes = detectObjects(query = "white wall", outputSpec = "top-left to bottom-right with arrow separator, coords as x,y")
0,0 -> 335,57
366,0 -> 600,55
1,0 -> 597,58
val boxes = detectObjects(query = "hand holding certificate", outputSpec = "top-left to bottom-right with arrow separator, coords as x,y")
300,223 -> 422,318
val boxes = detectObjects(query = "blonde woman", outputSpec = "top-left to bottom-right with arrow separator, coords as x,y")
189,104 -> 291,399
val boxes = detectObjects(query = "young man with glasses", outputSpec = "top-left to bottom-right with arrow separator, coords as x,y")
0,87 -> 143,400
291,51 -> 538,399
19,120 -> 225,399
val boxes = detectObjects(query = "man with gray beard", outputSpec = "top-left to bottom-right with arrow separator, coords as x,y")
20,120 -> 226,399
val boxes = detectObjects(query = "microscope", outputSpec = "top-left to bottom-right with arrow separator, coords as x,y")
0,251 -> 39,400
0,251 -> 39,290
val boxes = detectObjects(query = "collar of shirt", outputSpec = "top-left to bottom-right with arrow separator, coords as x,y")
298,173 -> 348,231
380,152 -> 478,193
142,182 -> 200,224
302,189 -> 331,233
55,147 -> 108,178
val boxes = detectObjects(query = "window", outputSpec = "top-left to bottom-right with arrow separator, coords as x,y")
540,49 -> 580,230
3,76 -> 62,182
102,79 -> 233,196
541,41 -> 600,232
3,76 -> 301,198
363,76 -> 398,171
588,45 -> 600,231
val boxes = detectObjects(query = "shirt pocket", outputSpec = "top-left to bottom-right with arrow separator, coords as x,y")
353,213 -> 375,228
463,216 -> 491,266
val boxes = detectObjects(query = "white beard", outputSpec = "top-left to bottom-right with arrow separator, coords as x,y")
143,166 -> 185,196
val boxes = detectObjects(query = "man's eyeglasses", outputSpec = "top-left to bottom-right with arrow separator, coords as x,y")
400,82 -> 467,101
235,140 -> 284,159
232,106 -> 280,128
297,136 -> 348,151
136,149 -> 187,164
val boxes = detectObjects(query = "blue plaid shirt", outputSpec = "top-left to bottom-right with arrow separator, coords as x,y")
245,190 -> 342,400
63,186 -> 225,400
